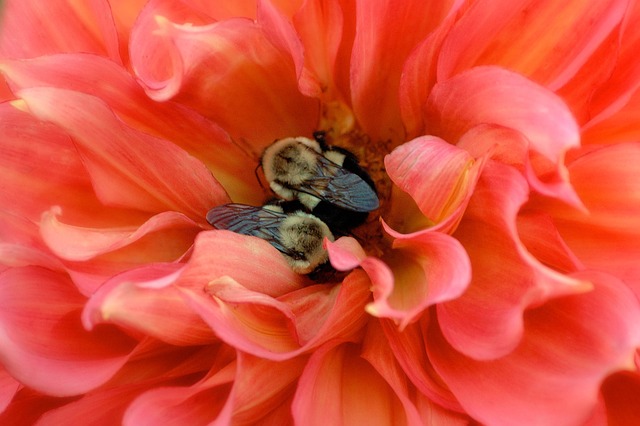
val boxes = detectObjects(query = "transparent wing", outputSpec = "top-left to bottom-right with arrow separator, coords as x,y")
299,154 -> 379,212
206,204 -> 289,254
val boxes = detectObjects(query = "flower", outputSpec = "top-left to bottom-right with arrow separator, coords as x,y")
1,0 -> 640,424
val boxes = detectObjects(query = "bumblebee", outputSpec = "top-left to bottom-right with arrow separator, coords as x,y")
260,131 -> 379,231
206,203 -> 334,274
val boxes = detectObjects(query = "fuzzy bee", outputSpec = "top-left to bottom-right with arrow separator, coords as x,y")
206,202 -> 334,274
260,131 -> 379,231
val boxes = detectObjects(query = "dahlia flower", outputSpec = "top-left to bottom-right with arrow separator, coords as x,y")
1,0 -> 640,425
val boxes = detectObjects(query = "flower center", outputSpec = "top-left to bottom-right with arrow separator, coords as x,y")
319,127 -> 393,258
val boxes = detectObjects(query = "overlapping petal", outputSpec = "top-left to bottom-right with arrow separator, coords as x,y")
428,270 -> 640,426
130,2 -> 318,146
17,87 -> 227,218
0,267 -> 138,397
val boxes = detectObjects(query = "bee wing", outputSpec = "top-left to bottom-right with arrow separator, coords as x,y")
206,204 -> 289,254
302,155 -> 379,212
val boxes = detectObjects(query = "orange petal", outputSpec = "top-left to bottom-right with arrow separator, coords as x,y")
438,0 -> 628,89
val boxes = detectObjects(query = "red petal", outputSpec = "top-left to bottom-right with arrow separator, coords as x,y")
18,87 -> 227,219
0,367 -> 20,413
0,267 -> 137,396
0,0 -> 120,61
83,263 -> 215,346
1,54 -> 259,203
350,0 -> 460,141
428,270 -> 640,426
438,162 -> 590,360
600,371 -> 640,426
438,0 -> 628,89
130,7 -> 318,145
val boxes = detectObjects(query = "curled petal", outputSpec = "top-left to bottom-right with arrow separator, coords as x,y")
40,208 -> 200,262
18,87 -> 227,218
428,270 -> 640,426
83,263 -> 215,346
0,267 -> 137,396
439,162 -> 591,360
384,136 -> 483,232
0,0 -> 120,61
437,0 -> 628,89
130,7 -> 318,145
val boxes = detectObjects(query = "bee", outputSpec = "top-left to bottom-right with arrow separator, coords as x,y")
206,203 -> 334,274
260,131 -> 379,231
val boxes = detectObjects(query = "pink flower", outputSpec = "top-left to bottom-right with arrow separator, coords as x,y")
1,0 -> 640,424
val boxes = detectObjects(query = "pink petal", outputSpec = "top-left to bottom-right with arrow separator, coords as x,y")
292,340 -> 413,425
350,0 -> 461,141
0,0 -> 120,61
18,87 -> 228,219
130,6 -> 318,145
178,230 -> 306,298
1,53 -> 260,203
428,270 -> 640,426
438,162 -> 590,360
380,318 -> 462,412
0,267 -> 137,396
40,208 -> 201,262
37,344 -> 226,425
83,263 -> 216,346
384,136 -> 483,232
437,0 -> 628,89
425,66 -> 582,207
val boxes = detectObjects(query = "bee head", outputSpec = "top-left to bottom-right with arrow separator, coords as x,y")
279,211 -> 334,274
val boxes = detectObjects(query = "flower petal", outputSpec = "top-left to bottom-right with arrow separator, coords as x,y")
40,208 -> 200,262
599,371 -> 640,425
384,135 -> 483,232
0,366 -> 20,413
130,5 -> 318,145
0,0 -> 120,61
1,53 -> 259,203
428,270 -> 640,426
350,0 -> 460,141
437,0 -> 628,89
0,267 -> 137,396
425,66 -> 582,207
83,263 -> 215,346
18,87 -> 227,218
292,340 -> 413,425
438,162 -> 590,360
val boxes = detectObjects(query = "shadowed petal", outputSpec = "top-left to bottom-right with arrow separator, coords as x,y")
18,87 -> 228,219
437,0 -> 628,89
350,0 -> 461,141
0,366 -> 20,413
428,270 -> 640,426
599,371 -> 640,425
0,267 -> 138,397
